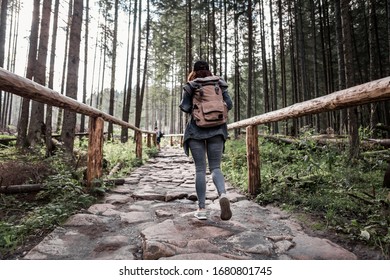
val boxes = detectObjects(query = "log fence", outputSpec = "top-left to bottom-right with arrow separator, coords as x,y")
0,67 -> 155,188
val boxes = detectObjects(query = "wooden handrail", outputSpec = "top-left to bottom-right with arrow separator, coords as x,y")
0,67 -> 152,134
0,67 -> 155,187
227,76 -> 390,130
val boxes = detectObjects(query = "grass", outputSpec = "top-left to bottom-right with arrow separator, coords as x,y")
222,133 -> 390,259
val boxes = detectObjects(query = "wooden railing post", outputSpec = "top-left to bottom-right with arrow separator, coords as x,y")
135,130 -> 142,159
147,133 -> 151,148
87,117 -> 104,188
152,133 -> 157,147
246,125 -> 261,195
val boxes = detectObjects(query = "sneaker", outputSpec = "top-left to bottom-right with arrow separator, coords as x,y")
194,210 -> 207,220
219,194 -> 232,220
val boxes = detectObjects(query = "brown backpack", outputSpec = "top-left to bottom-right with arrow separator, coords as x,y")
190,76 -> 228,128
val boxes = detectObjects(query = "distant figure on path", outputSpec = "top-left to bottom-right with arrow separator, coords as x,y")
154,126 -> 163,150
179,60 -> 233,221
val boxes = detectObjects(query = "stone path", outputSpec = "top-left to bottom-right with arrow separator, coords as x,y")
24,147 -> 357,260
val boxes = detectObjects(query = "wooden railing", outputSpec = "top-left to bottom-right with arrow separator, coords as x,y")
1,67 -> 390,193
0,67 -> 156,187
227,76 -> 390,195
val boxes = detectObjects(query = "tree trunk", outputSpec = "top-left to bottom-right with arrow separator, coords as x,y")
278,0 -> 287,134
186,0 -> 192,74
297,0 -> 310,127
17,0 -> 40,148
223,0 -> 228,81
247,0 -> 253,119
260,0 -> 269,116
80,0 -> 90,133
233,0 -> 241,138
288,0 -> 298,136
61,0 -> 83,153
341,0 -> 360,161
121,0 -> 132,130
46,0 -> 60,156
0,0 -> 8,130
269,0 -> 278,134
134,0 -> 142,132
97,5 -> 108,111
121,0 -> 138,143
136,0 -> 150,131
368,0 -> 380,133
333,0 -> 347,134
310,0 -> 319,132
56,0 -> 73,133
0,0 -> 7,67
28,0 -> 52,147
108,0 -> 119,140
211,0 -> 217,71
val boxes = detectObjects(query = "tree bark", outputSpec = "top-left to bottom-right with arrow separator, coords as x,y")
278,0 -> 287,134
247,0 -> 253,119
341,0 -> 360,161
136,0 -> 150,131
87,117 -> 104,188
269,0 -> 278,133
61,0 -> 83,153
333,0 -> 347,134
108,0 -> 119,140
0,0 -> 8,130
246,125 -> 260,196
121,0 -> 138,143
80,0 -> 90,133
46,0 -> 60,156
56,0 -> 73,133
28,0 -> 52,147
17,0 -> 40,148
134,0 -> 142,132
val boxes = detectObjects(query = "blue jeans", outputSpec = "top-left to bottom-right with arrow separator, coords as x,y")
188,135 -> 226,209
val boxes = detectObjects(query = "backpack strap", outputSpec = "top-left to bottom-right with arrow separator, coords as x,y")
183,82 -> 195,94
214,82 -> 220,95
218,78 -> 228,89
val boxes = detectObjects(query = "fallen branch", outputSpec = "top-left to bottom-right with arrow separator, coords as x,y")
0,184 -> 43,194
0,178 -> 126,194
366,138 -> 390,148
347,193 -> 375,205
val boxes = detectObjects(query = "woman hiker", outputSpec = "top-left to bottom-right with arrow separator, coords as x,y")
179,60 -> 233,221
